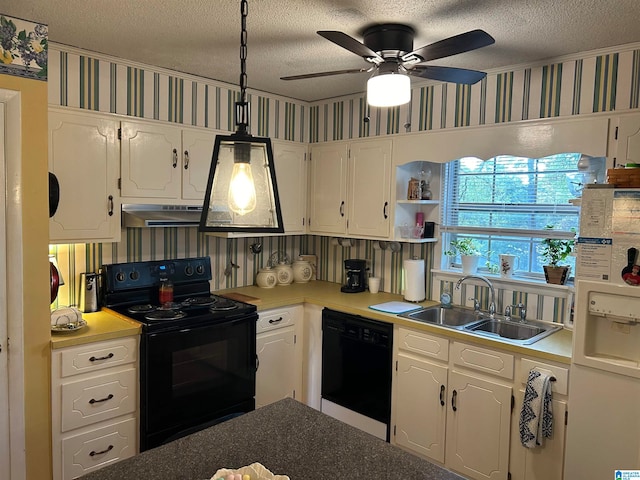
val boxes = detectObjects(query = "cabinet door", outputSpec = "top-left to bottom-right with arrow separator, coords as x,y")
348,139 -> 392,238
394,353 -> 448,463
181,128 -> 215,201
49,110 -> 120,243
509,391 -> 567,480
446,370 -> 512,480
120,121 -> 182,199
308,143 -> 347,235
256,326 -> 297,408
273,141 -> 308,234
616,114 -> 640,165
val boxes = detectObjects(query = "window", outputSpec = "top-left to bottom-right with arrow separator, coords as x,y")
440,153 -> 586,278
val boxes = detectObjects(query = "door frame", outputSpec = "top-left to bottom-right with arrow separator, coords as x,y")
0,87 -> 27,480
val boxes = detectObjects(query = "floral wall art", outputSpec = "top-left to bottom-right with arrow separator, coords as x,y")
0,14 -> 47,80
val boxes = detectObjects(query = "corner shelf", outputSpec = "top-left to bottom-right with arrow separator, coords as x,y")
396,200 -> 440,205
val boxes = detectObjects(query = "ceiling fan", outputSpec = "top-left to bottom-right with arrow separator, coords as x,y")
281,24 -> 495,106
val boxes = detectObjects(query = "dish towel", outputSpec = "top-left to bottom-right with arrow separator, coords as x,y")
519,369 -> 553,448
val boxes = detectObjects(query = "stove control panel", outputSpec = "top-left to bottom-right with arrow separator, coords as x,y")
102,257 -> 212,292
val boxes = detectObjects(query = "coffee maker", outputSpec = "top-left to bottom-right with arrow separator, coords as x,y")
341,259 -> 367,293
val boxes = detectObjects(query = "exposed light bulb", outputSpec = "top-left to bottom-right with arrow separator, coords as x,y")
228,162 -> 257,215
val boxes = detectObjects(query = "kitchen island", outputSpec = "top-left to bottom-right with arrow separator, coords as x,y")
80,398 -> 464,480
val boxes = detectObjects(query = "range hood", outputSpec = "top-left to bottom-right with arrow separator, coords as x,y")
122,204 -> 203,227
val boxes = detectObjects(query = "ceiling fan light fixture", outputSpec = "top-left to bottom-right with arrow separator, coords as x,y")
367,70 -> 410,107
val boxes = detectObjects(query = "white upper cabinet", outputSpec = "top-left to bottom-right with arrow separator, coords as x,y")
272,140 -> 308,234
308,142 -> 348,235
309,139 -> 392,238
347,139 -> 392,238
615,113 -> 640,165
49,109 -> 121,243
120,120 -> 215,203
181,128 -> 216,200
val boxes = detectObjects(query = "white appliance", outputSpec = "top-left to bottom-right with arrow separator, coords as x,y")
565,187 -> 640,479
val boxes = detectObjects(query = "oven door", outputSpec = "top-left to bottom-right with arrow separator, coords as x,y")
141,314 -> 257,450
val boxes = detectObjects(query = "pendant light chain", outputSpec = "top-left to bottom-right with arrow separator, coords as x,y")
239,0 -> 248,104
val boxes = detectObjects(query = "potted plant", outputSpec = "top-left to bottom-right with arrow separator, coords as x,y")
444,238 -> 482,274
538,225 -> 575,285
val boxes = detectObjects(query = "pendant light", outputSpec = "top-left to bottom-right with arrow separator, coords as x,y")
200,0 -> 284,233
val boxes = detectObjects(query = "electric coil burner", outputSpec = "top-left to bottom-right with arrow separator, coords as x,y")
100,257 -> 258,451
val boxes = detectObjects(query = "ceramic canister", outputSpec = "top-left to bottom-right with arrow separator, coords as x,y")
256,267 -> 277,288
292,260 -> 312,283
275,263 -> 294,286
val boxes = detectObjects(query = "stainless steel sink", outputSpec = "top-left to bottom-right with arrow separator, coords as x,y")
399,305 -> 484,329
463,318 -> 562,345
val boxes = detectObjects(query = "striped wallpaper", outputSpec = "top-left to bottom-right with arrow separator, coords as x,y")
48,42 -> 640,323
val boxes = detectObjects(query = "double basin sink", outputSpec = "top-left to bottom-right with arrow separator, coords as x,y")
399,305 -> 562,345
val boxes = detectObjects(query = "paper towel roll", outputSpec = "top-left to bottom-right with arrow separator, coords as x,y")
403,259 -> 425,302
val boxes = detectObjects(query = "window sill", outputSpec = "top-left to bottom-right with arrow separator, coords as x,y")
431,269 -> 575,292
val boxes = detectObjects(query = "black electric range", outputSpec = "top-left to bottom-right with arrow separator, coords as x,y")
100,257 -> 258,451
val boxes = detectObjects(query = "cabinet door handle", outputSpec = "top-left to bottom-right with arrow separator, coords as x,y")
383,201 -> 389,219
268,317 -> 283,324
184,150 -> 190,169
172,148 -> 178,168
339,201 -> 345,217
256,354 -> 260,372
90,445 -> 114,457
89,352 -> 114,362
439,385 -> 445,406
89,393 -> 114,405
107,195 -> 114,216
451,389 -> 458,412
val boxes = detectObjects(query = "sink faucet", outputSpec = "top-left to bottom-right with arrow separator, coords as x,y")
455,275 -> 496,318
505,303 -> 527,322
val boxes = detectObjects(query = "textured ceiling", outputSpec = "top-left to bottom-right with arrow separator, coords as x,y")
4,0 -> 640,102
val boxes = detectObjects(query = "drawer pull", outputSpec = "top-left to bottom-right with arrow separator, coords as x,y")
89,353 -> 115,362
90,445 -> 114,456
89,394 -> 114,405
268,317 -> 283,324
439,384 -> 445,406
451,389 -> 458,412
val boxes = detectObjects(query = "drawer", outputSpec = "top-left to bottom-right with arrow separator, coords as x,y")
517,358 -> 569,395
451,341 -> 514,380
258,307 -> 295,333
58,337 -> 138,378
396,326 -> 448,362
61,368 -> 136,432
62,417 -> 136,479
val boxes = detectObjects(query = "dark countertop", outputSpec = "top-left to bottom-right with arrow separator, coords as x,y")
81,398 -> 464,480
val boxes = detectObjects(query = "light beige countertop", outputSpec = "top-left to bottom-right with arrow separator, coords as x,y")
217,280 -> 573,364
49,280 -> 573,362
50,310 -> 141,349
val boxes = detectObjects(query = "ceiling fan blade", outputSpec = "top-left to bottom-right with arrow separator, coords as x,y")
317,31 -> 383,62
410,65 -> 487,85
407,29 -> 495,63
281,67 -> 370,81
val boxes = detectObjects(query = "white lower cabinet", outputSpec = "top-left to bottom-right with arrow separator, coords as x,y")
393,327 -> 570,480
445,369 -> 512,480
395,352 -> 448,462
256,306 -> 303,408
394,328 -> 513,480
51,336 -> 139,480
509,358 -> 569,480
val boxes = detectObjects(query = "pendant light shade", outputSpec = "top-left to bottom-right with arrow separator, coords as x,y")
367,71 -> 411,107
200,133 -> 284,233
199,0 -> 284,234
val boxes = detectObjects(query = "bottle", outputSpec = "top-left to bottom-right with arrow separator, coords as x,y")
158,274 -> 174,305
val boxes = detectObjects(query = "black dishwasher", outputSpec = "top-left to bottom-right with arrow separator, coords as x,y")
321,308 -> 393,441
